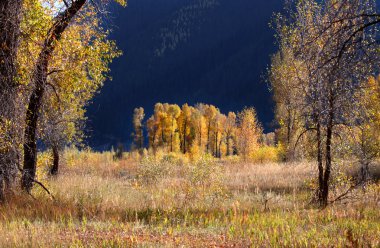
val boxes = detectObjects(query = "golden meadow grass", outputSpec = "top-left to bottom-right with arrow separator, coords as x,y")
0,149 -> 379,247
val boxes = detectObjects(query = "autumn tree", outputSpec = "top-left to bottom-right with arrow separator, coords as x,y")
262,132 -> 276,147
40,98 -> 84,175
272,0 -> 378,206
21,0 -> 125,192
154,103 -> 167,147
192,104 -> 208,152
204,104 -> 219,154
352,76 -> 380,182
269,47 -> 306,160
224,112 -> 237,156
19,1 -> 120,176
21,0 -> 86,192
236,108 -> 262,160
167,104 -> 181,152
146,103 -> 181,153
147,116 -> 159,152
213,113 -> 226,158
132,107 -> 145,151
177,104 -> 194,154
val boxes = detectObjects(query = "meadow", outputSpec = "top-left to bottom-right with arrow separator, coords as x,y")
0,149 -> 379,247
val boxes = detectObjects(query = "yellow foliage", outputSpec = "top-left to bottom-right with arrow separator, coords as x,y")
189,142 -> 201,161
250,146 -> 283,163
236,108 -> 262,160
19,0 -> 122,149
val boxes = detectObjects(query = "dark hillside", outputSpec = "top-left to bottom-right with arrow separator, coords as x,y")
87,0 -> 283,149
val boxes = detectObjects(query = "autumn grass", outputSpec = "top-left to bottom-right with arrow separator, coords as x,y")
0,149 -> 379,247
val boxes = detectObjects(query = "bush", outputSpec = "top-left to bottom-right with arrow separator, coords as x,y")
251,146 -> 283,163
184,155 -> 227,206
136,154 -> 228,209
137,156 -> 172,184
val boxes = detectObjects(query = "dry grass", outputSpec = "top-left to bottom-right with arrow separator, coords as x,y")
225,161 -> 314,192
0,149 -> 379,247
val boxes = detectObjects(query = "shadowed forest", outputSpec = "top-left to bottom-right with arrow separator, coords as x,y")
0,0 -> 379,247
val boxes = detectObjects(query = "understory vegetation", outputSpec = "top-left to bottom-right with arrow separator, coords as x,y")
0,149 -> 379,247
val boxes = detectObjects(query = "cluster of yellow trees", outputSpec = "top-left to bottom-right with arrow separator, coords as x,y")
133,103 -> 265,159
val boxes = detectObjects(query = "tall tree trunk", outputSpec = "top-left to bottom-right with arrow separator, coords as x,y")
226,134 -> 230,156
22,65 -> 46,191
359,162 -> 370,183
322,103 -> 334,207
183,121 -> 187,154
170,119 -> 173,152
0,0 -> 23,201
214,121 -> 219,157
214,131 -> 218,157
206,121 -> 211,152
198,122 -> 202,148
161,128 -> 165,145
359,129 -> 370,183
286,108 -> 291,145
49,146 -> 59,175
22,0 -> 87,192
139,127 -> 143,150
218,138 -> 223,158
316,119 -> 324,205
320,95 -> 334,207
151,129 -> 157,154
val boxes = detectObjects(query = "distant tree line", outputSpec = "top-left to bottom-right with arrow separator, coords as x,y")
132,104 -> 268,159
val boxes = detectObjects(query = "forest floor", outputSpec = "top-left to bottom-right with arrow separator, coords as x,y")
0,150 -> 379,247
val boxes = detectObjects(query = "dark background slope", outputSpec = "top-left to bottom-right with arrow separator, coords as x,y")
86,0 -> 283,149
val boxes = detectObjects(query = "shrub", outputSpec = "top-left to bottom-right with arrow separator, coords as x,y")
184,155 -> 227,206
137,156 -> 172,184
251,146 -> 283,163
136,154 -> 228,209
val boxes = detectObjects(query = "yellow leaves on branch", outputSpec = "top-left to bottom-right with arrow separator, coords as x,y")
236,108 -> 262,160
18,0 -> 122,145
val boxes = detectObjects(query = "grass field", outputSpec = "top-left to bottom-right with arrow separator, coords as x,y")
0,150 -> 379,247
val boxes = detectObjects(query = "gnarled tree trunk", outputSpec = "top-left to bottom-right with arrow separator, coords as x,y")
0,0 -> 23,201
22,0 -> 87,192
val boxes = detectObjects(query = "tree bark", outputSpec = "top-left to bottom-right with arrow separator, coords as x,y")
218,138 -> 223,158
214,130 -> 218,157
226,134 -> 230,156
198,122 -> 202,148
321,97 -> 334,207
206,121 -> 211,153
286,108 -> 291,145
182,121 -> 187,154
161,128 -> 165,145
316,119 -> 324,205
139,126 -> 143,151
0,0 -> 23,201
359,163 -> 370,183
359,129 -> 371,183
22,0 -> 87,192
170,118 -> 174,152
49,146 -> 59,175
